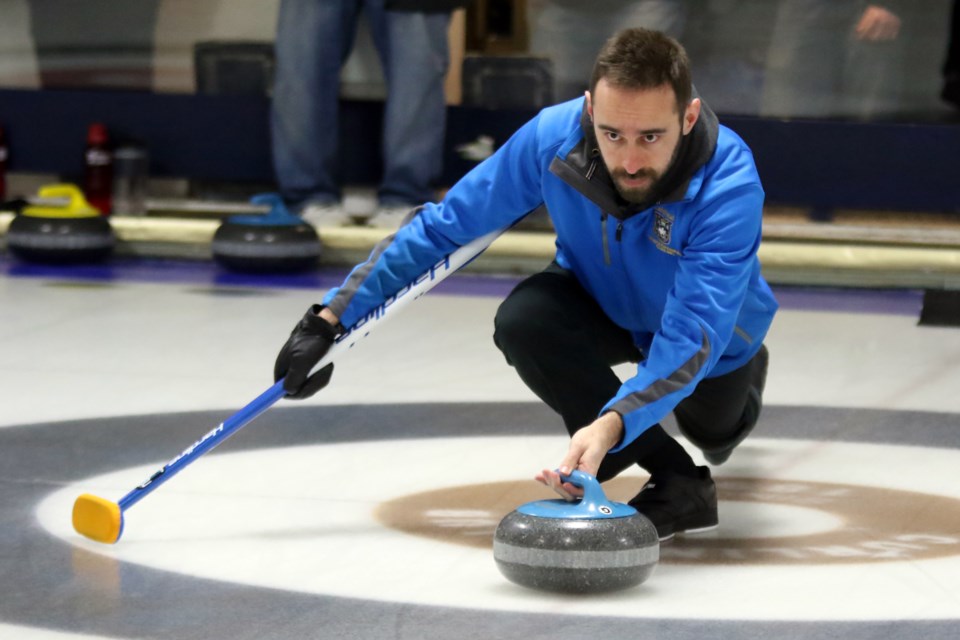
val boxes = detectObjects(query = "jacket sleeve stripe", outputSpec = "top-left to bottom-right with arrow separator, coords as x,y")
609,327 -> 711,417
325,232 -> 399,319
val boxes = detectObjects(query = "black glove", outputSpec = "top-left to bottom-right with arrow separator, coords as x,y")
274,304 -> 339,399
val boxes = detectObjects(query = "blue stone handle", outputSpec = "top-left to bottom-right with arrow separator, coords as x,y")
251,192 -> 299,223
227,192 -> 302,226
558,469 -> 621,517
516,469 -> 639,519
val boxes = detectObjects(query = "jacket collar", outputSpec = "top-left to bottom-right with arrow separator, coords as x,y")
549,91 -> 719,218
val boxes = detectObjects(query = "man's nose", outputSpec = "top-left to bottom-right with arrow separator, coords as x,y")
621,149 -> 648,175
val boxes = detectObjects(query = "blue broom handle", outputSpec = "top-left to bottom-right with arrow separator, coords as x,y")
119,380 -> 287,510
116,226 -> 506,513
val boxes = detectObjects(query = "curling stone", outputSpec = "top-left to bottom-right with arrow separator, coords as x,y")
493,470 -> 659,594
6,184 -> 114,263
212,193 -> 322,273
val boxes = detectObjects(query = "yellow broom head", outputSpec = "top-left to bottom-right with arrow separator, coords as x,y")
72,494 -> 123,544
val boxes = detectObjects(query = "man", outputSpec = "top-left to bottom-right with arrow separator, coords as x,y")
274,28 -> 778,541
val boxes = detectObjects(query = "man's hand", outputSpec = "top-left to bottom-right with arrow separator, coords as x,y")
274,305 -> 340,399
856,5 -> 901,41
536,412 -> 624,500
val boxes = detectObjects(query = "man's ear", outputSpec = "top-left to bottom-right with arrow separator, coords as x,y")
682,97 -> 701,136
585,90 -> 594,121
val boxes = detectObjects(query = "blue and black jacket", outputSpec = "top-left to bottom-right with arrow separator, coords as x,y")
323,96 -> 779,450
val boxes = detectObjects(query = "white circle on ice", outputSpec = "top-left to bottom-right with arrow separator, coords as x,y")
37,436 -> 960,621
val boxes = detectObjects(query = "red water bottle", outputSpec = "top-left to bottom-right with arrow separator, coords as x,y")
0,125 -> 8,202
83,123 -> 113,215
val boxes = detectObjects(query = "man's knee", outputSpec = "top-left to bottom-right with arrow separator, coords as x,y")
492,272 -> 566,358
743,343 -> 770,426
493,292 -> 543,362
675,343 -> 770,444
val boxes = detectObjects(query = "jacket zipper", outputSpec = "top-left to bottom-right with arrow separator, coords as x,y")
592,152 -> 616,266
601,213 -> 611,266
601,215 -> 625,266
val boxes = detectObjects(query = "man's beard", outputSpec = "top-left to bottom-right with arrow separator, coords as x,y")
608,139 -> 683,204
610,167 -> 661,204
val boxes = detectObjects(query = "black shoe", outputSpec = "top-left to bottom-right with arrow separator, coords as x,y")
628,466 -> 718,541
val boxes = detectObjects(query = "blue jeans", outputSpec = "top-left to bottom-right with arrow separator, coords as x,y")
271,0 -> 450,208
760,0 -> 904,118
527,0 -> 689,101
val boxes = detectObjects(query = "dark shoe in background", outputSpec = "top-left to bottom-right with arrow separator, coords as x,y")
943,74 -> 960,110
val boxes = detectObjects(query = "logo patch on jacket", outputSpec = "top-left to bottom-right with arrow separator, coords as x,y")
655,208 -> 674,243
649,208 -> 681,256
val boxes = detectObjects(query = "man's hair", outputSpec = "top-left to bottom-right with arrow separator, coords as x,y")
589,28 -> 692,113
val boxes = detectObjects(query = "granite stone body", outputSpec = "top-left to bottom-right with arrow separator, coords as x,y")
212,220 -> 322,273
493,508 -> 660,593
494,471 -> 660,593
7,214 -> 115,263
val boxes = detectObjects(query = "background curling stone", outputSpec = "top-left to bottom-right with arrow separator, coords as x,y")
7,184 -> 114,264
212,193 -> 321,273
493,470 -> 659,594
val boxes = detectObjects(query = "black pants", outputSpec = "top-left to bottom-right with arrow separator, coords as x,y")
945,0 -> 960,106
493,264 -> 769,480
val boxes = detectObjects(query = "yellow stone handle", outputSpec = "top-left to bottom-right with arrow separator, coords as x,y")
25,183 -> 101,218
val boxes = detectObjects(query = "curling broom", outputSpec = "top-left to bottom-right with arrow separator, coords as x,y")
72,226 -> 505,543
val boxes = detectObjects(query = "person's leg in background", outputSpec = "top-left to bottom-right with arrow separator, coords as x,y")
616,0 -> 688,39
945,0 -> 960,107
684,0 -> 778,116
527,0 -> 609,101
840,2 -> 905,119
526,0 -> 688,102
271,0 -> 358,225
366,4 -> 450,228
760,0 -> 849,118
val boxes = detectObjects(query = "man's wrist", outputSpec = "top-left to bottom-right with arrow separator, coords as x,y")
317,306 -> 341,328
598,411 -> 625,449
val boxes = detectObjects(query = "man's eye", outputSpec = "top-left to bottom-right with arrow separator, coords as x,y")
605,132 -> 621,142
644,134 -> 660,143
